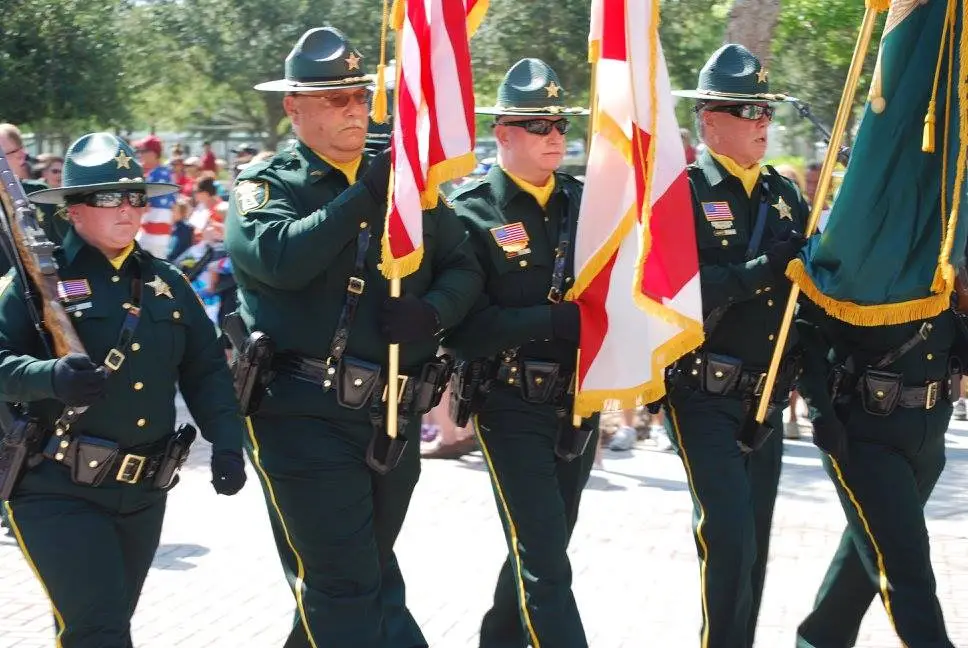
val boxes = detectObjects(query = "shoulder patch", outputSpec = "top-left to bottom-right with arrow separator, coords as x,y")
234,180 -> 269,216
449,178 -> 486,202
0,273 -> 12,298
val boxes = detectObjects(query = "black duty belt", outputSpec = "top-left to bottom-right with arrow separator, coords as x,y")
43,434 -> 170,485
494,358 -> 574,406
682,353 -> 797,402
858,378 -> 950,410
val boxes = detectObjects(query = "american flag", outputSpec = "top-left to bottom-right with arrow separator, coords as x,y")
702,201 -> 734,221
490,222 -> 529,248
380,0 -> 484,279
57,279 -> 91,303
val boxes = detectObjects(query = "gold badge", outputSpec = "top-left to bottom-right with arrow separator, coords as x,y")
234,180 -> 269,216
773,196 -> 793,221
114,150 -> 133,169
345,51 -> 362,71
146,276 -> 173,299
545,81 -> 561,98
756,68 -> 769,84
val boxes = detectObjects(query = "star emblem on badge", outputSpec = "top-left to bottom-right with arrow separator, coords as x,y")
756,68 -> 769,84
545,81 -> 561,98
345,51 -> 362,71
773,196 -> 793,220
146,275 -> 173,299
114,151 -> 133,169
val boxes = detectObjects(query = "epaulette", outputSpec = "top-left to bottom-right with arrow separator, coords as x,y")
448,177 -> 487,201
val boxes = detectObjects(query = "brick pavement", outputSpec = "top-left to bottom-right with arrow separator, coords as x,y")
2,412 -> 966,647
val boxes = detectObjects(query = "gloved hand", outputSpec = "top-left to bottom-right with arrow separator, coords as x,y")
379,295 -> 440,344
52,353 -> 107,406
550,302 -> 581,344
812,415 -> 849,466
360,150 -> 391,204
211,450 -> 246,496
765,230 -> 807,277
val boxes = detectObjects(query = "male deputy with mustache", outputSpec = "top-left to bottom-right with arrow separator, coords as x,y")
666,44 -> 809,648
225,27 -> 482,648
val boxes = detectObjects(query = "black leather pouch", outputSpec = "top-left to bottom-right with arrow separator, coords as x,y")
337,357 -> 382,409
410,356 -> 453,415
702,354 -> 742,395
521,361 -> 560,404
71,437 -> 120,486
860,370 -> 902,416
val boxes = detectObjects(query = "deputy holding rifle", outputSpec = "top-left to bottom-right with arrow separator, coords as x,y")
0,132 -> 245,648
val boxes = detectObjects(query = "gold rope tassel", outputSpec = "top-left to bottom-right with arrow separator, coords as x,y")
866,0 -> 891,11
371,0 -> 395,124
924,4 -> 955,153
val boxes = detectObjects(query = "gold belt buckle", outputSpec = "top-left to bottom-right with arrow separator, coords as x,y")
382,375 -> 410,404
925,381 -> 939,410
104,348 -> 126,371
347,276 -> 365,295
116,454 -> 146,484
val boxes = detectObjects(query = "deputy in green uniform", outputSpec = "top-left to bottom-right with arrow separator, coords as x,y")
793,300 -> 958,647
444,59 -> 597,648
666,44 -> 808,648
0,132 -> 246,648
225,27 -> 482,648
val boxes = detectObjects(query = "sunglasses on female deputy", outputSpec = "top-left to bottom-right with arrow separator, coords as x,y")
700,103 -> 775,121
294,88 -> 373,109
497,118 -> 571,136
68,190 -> 149,208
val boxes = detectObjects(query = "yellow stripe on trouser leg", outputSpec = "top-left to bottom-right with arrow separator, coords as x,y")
667,405 -> 712,648
4,500 -> 66,648
472,415 -> 541,648
245,417 -> 319,648
828,457 -> 905,646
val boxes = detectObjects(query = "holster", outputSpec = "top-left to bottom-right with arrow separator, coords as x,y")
860,369 -> 903,416
449,359 -> 493,427
555,418 -> 595,462
521,361 -> 561,404
225,315 -> 276,416
70,436 -> 120,486
152,424 -> 197,490
337,357 -> 382,410
0,416 -> 43,500
408,355 -> 454,415
702,353 -> 743,395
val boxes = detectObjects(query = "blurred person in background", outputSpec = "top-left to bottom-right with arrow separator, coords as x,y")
133,135 -> 176,258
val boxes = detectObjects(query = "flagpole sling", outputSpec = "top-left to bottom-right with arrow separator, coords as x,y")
742,3 -> 884,444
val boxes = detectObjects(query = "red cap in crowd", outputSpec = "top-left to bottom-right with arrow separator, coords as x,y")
133,135 -> 163,156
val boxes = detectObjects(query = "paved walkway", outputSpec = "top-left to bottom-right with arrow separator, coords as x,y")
2,412 -> 967,647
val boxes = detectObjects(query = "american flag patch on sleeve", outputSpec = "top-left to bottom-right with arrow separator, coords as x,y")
57,279 -> 92,303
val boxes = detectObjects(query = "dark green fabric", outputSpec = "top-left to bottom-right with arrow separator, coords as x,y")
673,43 -> 791,102
794,307 -> 957,647
6,492 -> 166,648
246,412 -> 425,648
477,58 -> 586,116
665,389 -> 783,648
255,27 -> 371,91
689,151 -> 809,365
474,386 -> 597,648
800,3 -> 968,310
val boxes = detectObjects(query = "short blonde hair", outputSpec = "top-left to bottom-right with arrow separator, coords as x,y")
0,123 -> 23,149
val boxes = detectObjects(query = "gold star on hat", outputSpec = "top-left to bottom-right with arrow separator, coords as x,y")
545,81 -> 561,98
146,275 -> 173,299
345,51 -> 362,71
756,68 -> 769,84
773,196 -> 793,220
114,151 -> 133,169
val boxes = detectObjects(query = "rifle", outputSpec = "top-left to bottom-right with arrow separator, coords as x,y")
792,99 -> 852,167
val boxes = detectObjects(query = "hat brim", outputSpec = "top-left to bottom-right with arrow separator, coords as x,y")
29,182 -> 180,205
475,106 -> 590,116
672,89 -> 798,104
254,75 -> 375,92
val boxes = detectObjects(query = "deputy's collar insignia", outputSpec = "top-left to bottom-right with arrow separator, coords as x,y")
756,68 -> 769,84
545,81 -> 561,98
773,196 -> 793,220
114,150 -> 133,169
146,275 -> 173,299
234,180 -> 270,216
56,278 -> 92,304
345,51 -> 362,71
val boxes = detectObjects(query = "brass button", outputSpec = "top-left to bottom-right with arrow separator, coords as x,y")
59,440 -> 69,449
566,277 -> 573,283
111,275 -> 120,283
510,366 -> 519,373
55,452 -> 64,461
323,379 -> 332,388
755,289 -> 762,295
767,299 -> 774,307
721,240 -> 728,246
88,460 -> 99,468
131,343 -> 141,351
694,357 -> 702,365
765,286 -> 772,292
535,377 -> 544,385
55,428 -> 64,437
768,334 -> 775,341
360,221 -> 368,228
134,381 -> 144,391
691,369 -> 699,376
137,418 -> 147,427
927,353 -> 934,360
353,378 -> 363,387
327,367 -> 336,376
519,260 -> 528,267
173,311 -> 181,319
714,370 -> 724,378
122,302 -> 132,310
73,311 -> 82,318
875,390 -> 885,399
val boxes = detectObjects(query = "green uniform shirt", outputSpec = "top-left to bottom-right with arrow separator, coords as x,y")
225,141 -> 482,415
0,227 -> 244,452
690,150 -> 809,366
444,166 -> 581,366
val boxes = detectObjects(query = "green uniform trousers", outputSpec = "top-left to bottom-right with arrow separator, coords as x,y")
4,475 -> 166,648
473,385 -> 597,648
796,410 -> 952,648
665,386 -> 783,648
246,409 -> 426,648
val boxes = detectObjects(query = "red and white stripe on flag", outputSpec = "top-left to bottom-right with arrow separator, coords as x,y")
568,0 -> 703,416
381,0 -> 483,279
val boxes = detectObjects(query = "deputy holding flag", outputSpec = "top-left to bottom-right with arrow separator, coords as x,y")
667,44 -> 809,648
444,59 -> 597,648
224,27 -> 482,648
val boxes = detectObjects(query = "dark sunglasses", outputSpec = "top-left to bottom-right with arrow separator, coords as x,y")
296,88 -> 373,109
497,118 -> 571,136
69,190 -> 148,208
700,103 -> 775,121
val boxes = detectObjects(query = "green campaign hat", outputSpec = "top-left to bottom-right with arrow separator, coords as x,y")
476,58 -> 589,116
29,133 -> 178,205
672,44 -> 795,103
255,27 -> 372,92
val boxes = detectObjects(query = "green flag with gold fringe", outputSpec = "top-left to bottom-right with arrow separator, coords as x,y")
789,0 -> 968,325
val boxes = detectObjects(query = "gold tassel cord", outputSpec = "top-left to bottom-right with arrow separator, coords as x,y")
866,0 -> 891,11
371,0 -> 393,124
923,1 -> 955,153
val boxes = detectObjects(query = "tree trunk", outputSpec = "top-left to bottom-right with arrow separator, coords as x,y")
261,95 -> 286,151
725,0 -> 782,70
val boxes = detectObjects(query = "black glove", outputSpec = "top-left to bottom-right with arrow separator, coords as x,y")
811,416 -> 849,466
52,353 -> 107,406
379,295 -> 440,344
360,150 -> 391,204
211,450 -> 246,496
646,401 -> 662,415
550,302 -> 581,344
765,230 -> 807,277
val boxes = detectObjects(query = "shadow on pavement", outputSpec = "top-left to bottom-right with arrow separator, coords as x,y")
151,543 -> 211,571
